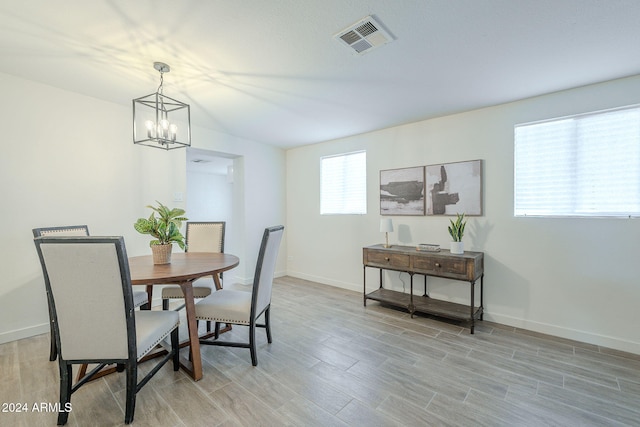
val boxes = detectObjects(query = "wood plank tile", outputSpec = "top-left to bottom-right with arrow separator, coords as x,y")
377,394 -> 452,426
468,348 -> 564,387
154,378 -> 230,426
274,363 -> 353,415
223,364 -> 298,410
426,392 -> 511,427
277,396 -> 349,427
310,361 -> 390,408
336,399 -> 403,426
208,382 -> 291,426
537,382 -> 640,425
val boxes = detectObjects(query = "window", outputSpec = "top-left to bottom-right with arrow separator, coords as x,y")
514,105 -> 640,217
320,151 -> 367,215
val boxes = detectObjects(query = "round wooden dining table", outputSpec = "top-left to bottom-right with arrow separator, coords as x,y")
128,252 -> 239,381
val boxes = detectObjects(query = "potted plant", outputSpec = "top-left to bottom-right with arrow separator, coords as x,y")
448,213 -> 466,254
134,201 -> 188,264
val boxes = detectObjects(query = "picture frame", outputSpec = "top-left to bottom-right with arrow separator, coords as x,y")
380,166 -> 425,215
425,159 -> 482,216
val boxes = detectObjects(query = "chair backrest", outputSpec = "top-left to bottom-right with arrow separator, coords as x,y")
251,225 -> 284,319
185,221 -> 225,253
33,236 -> 135,361
33,225 -> 90,237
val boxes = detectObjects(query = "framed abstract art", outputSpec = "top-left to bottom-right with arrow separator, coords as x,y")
425,160 -> 482,215
380,166 -> 425,215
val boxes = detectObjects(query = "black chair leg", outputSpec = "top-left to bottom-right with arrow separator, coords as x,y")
265,306 -> 272,343
171,328 -> 179,371
57,363 -> 72,425
124,362 -> 137,424
249,322 -> 257,366
49,322 -> 57,361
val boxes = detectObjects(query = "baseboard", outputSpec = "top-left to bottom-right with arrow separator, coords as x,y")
485,313 -> 640,355
285,271 -> 362,293
0,323 -> 49,345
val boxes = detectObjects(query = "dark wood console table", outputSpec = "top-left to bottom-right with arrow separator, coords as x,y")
363,244 -> 484,333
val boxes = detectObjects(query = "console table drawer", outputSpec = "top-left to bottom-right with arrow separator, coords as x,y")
366,250 -> 410,269
413,256 -> 467,276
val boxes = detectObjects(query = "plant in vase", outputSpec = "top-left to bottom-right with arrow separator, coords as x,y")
134,201 -> 188,264
447,213 -> 466,254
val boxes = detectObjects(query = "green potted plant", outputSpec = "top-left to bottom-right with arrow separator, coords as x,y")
447,213 -> 466,254
134,201 -> 188,264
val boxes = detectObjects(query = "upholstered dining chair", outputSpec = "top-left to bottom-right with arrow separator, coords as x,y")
195,225 -> 283,366
33,226 -> 149,361
33,236 -> 179,425
161,221 -> 226,311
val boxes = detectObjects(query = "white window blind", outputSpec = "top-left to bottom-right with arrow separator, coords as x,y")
320,151 -> 367,215
514,105 -> 640,217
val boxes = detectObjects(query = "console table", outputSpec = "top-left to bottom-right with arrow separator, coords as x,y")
363,244 -> 484,333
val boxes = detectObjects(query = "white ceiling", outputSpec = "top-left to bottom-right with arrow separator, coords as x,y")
1,1 -> 639,149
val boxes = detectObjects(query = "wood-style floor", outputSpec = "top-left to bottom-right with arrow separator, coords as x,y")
2,276 -> 640,426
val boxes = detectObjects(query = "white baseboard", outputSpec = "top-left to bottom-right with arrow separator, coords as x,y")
0,323 -> 49,345
285,270 -> 362,293
485,312 -> 640,355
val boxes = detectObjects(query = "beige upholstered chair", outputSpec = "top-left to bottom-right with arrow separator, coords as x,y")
195,225 -> 283,366
33,236 -> 179,425
33,226 -> 149,361
161,221 -> 225,310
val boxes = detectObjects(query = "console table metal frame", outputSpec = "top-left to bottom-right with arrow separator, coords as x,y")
363,244 -> 484,333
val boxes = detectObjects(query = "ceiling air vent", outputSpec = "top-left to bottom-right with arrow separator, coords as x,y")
334,15 -> 393,55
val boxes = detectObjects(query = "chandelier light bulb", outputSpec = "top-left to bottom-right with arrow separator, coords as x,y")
169,124 -> 178,141
145,120 -> 155,138
158,119 -> 169,139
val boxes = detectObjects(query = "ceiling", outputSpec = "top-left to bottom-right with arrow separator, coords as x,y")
1,1 -> 639,149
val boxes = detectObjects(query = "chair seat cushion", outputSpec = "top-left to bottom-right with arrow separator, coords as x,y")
133,290 -> 148,308
195,289 -> 251,325
161,277 -> 214,299
135,311 -> 180,359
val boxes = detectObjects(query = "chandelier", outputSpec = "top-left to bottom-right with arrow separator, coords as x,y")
133,62 -> 191,150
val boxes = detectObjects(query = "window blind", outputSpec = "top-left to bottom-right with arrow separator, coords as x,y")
320,151 -> 367,215
514,105 -> 640,217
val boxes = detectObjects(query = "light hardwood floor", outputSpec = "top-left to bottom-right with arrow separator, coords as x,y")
2,276 -> 640,426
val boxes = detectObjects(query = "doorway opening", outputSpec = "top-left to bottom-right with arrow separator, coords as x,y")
186,148 -> 242,280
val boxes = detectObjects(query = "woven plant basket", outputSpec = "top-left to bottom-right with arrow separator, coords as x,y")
151,243 -> 172,264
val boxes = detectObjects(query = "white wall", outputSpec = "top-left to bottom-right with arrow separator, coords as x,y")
187,171 -> 233,223
286,74 -> 640,354
0,71 -> 286,344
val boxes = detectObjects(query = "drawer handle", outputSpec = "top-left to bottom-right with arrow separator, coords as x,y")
385,257 -> 390,261
435,263 -> 441,267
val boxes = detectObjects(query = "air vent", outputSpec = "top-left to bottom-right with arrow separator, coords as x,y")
334,15 -> 393,55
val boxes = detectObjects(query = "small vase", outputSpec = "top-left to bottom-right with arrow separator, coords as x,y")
450,241 -> 464,255
151,244 -> 172,264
